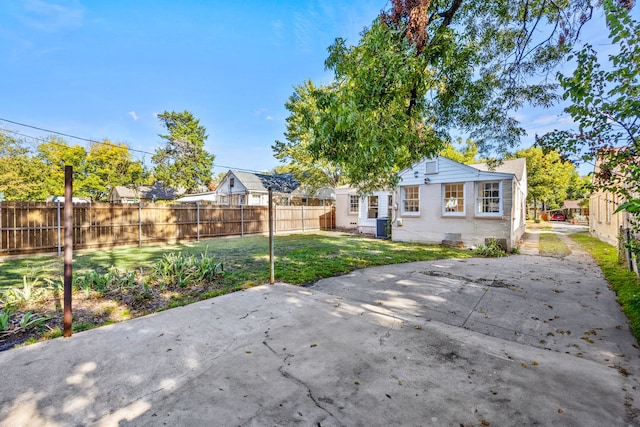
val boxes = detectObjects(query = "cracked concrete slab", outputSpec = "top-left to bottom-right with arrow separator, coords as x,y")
1,232 -> 639,426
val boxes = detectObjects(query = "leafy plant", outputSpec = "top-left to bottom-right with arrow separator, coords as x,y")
0,307 -> 13,332
19,311 -> 48,330
474,239 -> 507,257
150,250 -> 224,288
4,275 -> 49,306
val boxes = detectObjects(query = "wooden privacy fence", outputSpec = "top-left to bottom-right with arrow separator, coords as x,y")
0,202 -> 336,256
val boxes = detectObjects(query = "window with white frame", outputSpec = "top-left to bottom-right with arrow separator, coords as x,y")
349,195 -> 359,214
401,186 -> 419,214
367,196 -> 379,219
477,182 -> 502,215
252,194 -> 261,205
443,183 -> 465,215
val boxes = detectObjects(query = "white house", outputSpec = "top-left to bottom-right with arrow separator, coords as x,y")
215,170 -> 301,206
392,157 -> 527,250
335,157 -> 527,250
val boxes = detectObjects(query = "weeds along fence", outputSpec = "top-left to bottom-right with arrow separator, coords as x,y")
0,202 -> 336,256
619,226 -> 639,277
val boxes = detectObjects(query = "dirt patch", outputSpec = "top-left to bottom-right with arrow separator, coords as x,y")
0,279 -> 229,352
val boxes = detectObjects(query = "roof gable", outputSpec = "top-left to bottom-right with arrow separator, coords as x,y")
399,156 -> 517,185
220,170 -> 300,194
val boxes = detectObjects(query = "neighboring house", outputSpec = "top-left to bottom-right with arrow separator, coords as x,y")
336,157 -> 527,250
290,186 -> 336,206
589,156 -> 636,246
215,170 -> 300,206
174,191 -> 218,204
47,196 -> 91,204
108,183 -> 183,203
561,200 -> 589,223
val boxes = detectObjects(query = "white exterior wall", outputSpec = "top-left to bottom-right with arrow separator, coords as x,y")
391,157 -> 525,250
392,181 -> 513,248
334,187 -> 359,230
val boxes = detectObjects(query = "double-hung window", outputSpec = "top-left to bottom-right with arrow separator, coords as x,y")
349,195 -> 359,214
477,182 -> 502,215
401,186 -> 419,215
367,196 -> 379,219
443,183 -> 465,215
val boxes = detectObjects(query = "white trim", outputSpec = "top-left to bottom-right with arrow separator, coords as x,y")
348,194 -> 359,214
476,181 -> 503,217
400,185 -> 420,216
442,182 -> 465,217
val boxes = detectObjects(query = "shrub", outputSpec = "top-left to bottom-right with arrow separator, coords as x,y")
474,239 -> 507,257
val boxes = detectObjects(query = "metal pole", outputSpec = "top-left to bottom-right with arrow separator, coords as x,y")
57,201 -> 62,256
138,202 -> 142,248
197,202 -> 201,242
269,187 -> 274,284
63,166 -> 73,338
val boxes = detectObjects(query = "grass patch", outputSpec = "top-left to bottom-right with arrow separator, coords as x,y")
539,233 -> 571,257
570,232 -> 640,344
0,232 -> 471,349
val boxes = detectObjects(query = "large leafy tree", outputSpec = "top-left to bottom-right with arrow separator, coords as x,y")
0,133 -> 47,201
538,0 -> 639,254
508,147 -> 576,213
84,141 -> 146,201
152,110 -> 214,193
37,138 -> 89,198
273,80 -> 343,194
280,0 -> 605,192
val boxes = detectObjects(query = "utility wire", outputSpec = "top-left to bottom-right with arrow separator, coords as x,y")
0,119 -> 275,175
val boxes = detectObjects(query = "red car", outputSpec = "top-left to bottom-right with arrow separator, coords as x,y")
550,212 -> 565,221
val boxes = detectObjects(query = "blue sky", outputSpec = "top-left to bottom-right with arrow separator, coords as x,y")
0,1 -> 634,177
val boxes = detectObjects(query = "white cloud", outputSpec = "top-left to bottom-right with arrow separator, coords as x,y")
265,116 -> 274,121
128,111 -> 139,121
20,0 -> 85,33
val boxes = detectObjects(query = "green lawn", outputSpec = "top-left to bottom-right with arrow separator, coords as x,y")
0,232 -> 471,291
570,232 -> 640,343
538,232 -> 571,257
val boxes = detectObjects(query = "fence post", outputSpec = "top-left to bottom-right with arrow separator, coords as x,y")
302,205 -> 305,232
269,188 -> 274,284
241,205 -> 244,237
138,202 -> 142,248
197,202 -> 201,242
57,201 -> 62,257
63,166 -> 73,338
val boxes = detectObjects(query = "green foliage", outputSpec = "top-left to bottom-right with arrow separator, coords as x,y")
440,138 -> 485,165
152,110 -> 214,193
73,267 -> 138,296
508,147 -> 577,211
272,80 -> 343,194
0,307 -> 12,332
538,0 -> 639,258
473,239 -> 507,257
150,250 -> 224,288
0,133 -> 49,200
280,0 -> 595,191
83,141 -> 147,201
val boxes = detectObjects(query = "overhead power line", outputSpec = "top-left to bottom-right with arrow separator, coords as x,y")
0,118 -> 273,175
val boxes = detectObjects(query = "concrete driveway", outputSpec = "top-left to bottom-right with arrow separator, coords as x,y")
1,230 -> 639,426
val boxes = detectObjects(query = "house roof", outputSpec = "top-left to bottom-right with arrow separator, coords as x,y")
562,200 -> 584,210
469,158 -> 526,181
110,183 -> 183,200
175,191 -> 218,203
228,170 -> 300,194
